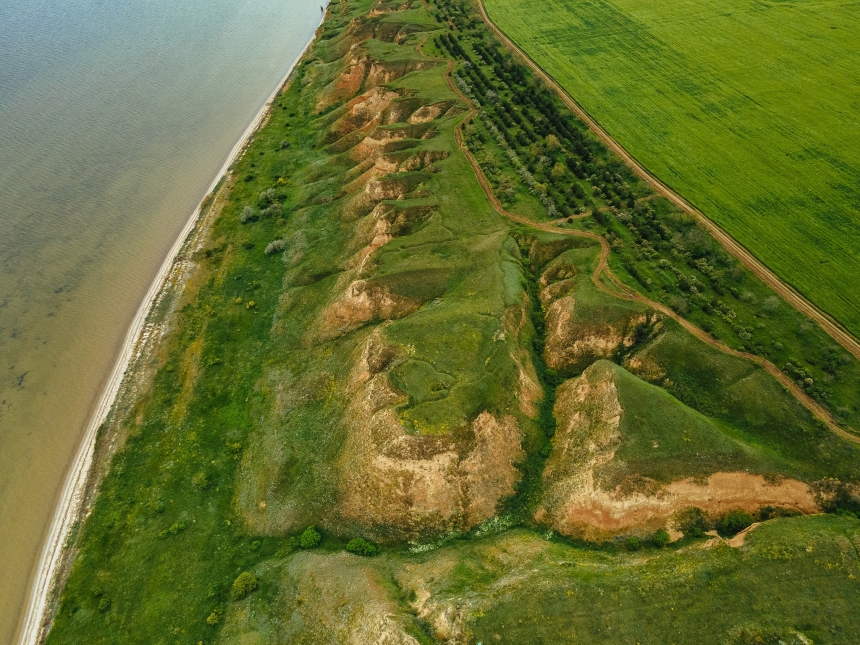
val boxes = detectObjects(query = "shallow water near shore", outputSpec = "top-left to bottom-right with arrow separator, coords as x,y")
0,1 -> 321,640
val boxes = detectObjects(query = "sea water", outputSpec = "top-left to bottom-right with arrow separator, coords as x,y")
0,1 -> 322,640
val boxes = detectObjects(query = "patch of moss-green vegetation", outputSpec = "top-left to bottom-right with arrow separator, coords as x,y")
216,516 -> 860,644
636,327 -> 860,481
453,517 -> 860,644
600,361 -> 785,487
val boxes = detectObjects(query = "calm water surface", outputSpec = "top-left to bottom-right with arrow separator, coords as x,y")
0,1 -> 322,640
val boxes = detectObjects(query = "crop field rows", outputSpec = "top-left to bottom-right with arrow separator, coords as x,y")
484,0 -> 860,338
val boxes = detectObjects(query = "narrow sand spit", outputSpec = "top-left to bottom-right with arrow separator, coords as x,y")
17,20 -> 325,645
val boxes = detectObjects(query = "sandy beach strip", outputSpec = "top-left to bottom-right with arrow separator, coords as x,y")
16,17 -> 325,645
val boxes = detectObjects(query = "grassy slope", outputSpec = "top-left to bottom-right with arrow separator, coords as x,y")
555,245 -> 860,484
607,360 -> 791,485
458,517 -> 860,644
485,0 -> 860,335
437,2 -> 860,432
218,516 -> 860,645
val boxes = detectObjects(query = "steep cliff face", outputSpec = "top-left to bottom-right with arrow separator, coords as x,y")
537,361 -> 819,539
537,361 -> 624,532
537,257 -> 659,375
332,330 -> 525,541
543,296 -> 653,374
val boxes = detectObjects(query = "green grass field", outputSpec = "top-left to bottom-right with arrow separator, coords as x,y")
484,0 -> 860,336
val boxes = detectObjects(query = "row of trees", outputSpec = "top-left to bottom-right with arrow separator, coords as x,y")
437,31 -> 636,217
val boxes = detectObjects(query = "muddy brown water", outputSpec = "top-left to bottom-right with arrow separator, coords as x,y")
0,1 -> 323,641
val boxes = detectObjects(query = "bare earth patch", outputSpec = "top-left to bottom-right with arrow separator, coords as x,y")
337,334 -> 524,540
552,473 -> 816,538
538,361 -> 818,538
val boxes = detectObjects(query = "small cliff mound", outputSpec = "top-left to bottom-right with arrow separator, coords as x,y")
543,293 -> 657,376
537,361 -> 819,539
217,552 -> 421,645
336,335 -> 524,541
316,51 -> 435,111
318,278 -> 424,339
326,87 -> 401,140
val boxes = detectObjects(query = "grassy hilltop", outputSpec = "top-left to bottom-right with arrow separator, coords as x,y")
485,0 -> 860,336
44,1 -> 860,643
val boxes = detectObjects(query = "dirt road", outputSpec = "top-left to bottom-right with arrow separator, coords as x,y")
474,0 -> 860,362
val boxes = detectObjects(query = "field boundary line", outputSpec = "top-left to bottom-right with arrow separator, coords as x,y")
474,0 -> 860,361
417,33 -> 860,445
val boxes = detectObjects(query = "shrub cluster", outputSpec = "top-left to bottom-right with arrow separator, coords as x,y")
299,525 -> 321,549
346,537 -> 379,556
264,239 -> 285,256
230,571 -> 259,601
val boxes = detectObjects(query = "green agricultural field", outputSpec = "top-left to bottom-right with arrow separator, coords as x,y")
484,0 -> 860,336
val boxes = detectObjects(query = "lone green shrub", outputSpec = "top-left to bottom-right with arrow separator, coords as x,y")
677,507 -> 710,537
652,529 -> 671,548
346,537 -> 379,556
625,536 -> 641,551
719,510 -> 755,536
230,572 -> 258,601
264,239 -> 285,256
191,471 -> 210,490
158,521 -> 187,538
299,525 -> 321,549
258,188 -> 277,205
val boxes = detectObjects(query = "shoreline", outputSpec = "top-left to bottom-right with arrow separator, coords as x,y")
16,19 -> 324,645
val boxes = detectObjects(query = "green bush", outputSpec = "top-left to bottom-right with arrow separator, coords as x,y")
346,537 -> 379,557
230,572 -> 258,601
258,188 -> 277,206
652,529 -> 671,548
264,239 -> 285,256
625,536 -> 641,551
191,471 -> 210,490
240,206 -> 258,224
299,525 -> 321,549
676,507 -> 710,537
158,521 -> 187,539
719,510 -> 754,536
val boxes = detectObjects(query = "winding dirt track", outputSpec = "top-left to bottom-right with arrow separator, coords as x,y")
474,0 -> 860,363
415,37 -> 860,444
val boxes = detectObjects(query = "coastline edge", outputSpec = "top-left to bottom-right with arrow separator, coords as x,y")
15,15 -> 326,645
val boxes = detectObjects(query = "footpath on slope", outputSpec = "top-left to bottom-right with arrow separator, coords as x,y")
474,0 -> 860,363
415,37 -> 860,446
